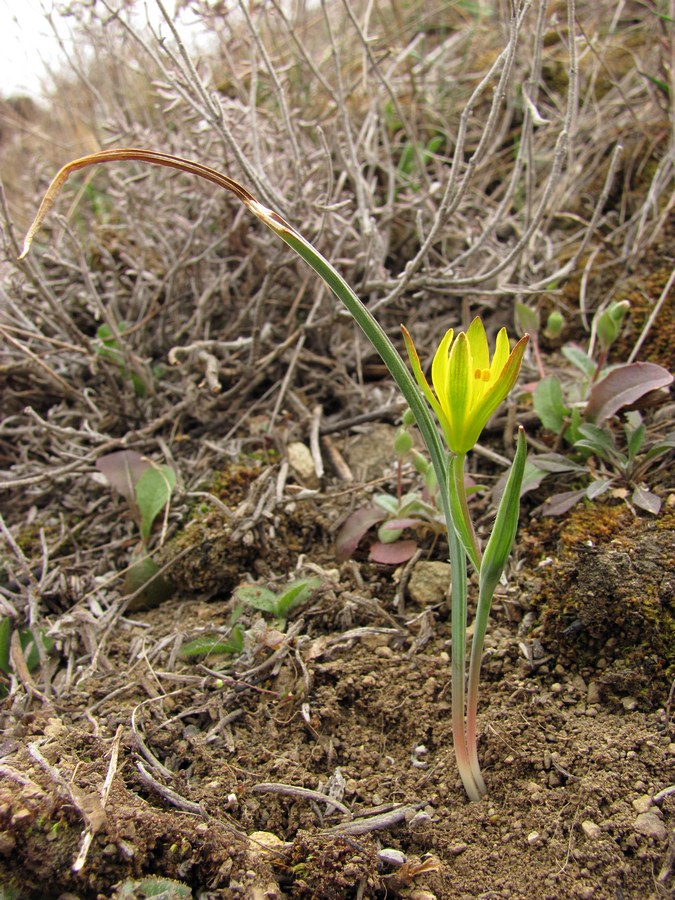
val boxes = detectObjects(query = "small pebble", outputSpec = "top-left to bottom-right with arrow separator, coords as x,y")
632,795 -> 652,815
287,441 -> 319,488
408,561 -> 451,605
581,820 -> 602,841
448,842 -> 468,856
527,831 -> 542,846
409,810 -> 433,828
586,681 -> 601,704
633,812 -> 667,841
378,848 -> 407,867
10,809 -> 32,825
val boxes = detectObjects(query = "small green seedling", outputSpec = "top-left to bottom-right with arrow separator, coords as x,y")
179,623 -> 245,661
0,616 -> 54,696
525,299 -> 673,514
96,449 -> 176,604
94,321 -> 151,397
336,414 -> 447,564
532,301 -> 672,444
526,300 -> 673,514
96,449 -> 176,543
234,576 -> 322,629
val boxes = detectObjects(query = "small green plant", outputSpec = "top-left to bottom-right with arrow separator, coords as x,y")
523,413 -> 675,515
0,615 -> 54,696
22,148 -> 530,802
179,578 -> 321,662
336,413 -> 450,564
234,576 -> 322,629
95,449 -> 177,603
179,618 -> 245,661
527,300 -> 673,513
93,321 -> 151,397
96,450 -> 176,543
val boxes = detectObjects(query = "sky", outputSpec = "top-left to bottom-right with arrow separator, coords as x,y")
0,0 -> 67,97
0,0 -> 188,99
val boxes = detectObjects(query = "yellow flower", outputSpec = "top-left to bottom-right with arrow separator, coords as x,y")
402,318 -> 529,455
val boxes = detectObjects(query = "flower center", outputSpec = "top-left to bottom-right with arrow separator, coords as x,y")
474,368 -> 491,383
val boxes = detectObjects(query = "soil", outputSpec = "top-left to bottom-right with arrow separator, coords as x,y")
1,447 -> 674,899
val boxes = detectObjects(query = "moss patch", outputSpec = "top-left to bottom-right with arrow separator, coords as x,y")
534,504 -> 675,703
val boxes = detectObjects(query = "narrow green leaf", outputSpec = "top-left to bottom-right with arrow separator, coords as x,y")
627,423 -> 646,460
0,618 -> 11,675
585,478 -> 613,500
564,407 -> 584,445
643,433 -> 675,462
544,488 -> 588,516
275,577 -> 321,618
576,423 -> 616,457
179,629 -> 243,659
640,71 -> 670,96
479,428 -> 527,598
632,486 -> 662,515
19,627 -> 54,671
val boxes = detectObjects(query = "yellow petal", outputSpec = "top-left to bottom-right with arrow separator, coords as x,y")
490,328 -> 510,380
431,328 -> 454,399
466,317 -> 489,374
401,325 -> 449,433
445,331 -> 472,451
471,335 -> 529,436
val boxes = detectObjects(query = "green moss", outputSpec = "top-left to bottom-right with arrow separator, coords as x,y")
534,505 -> 674,704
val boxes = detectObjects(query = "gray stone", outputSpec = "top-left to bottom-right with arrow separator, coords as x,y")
632,795 -> 653,815
287,441 -> 319,488
408,561 -> 451,605
633,812 -> 667,841
581,820 -> 602,840
377,848 -> 407,867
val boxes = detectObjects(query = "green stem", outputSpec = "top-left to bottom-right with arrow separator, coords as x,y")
448,452 -> 482,573
449,529 -> 483,802
448,451 -> 486,798
275,227 -> 483,802
466,579 -> 490,796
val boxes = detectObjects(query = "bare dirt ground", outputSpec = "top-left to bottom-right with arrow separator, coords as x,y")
1,406 -> 674,899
